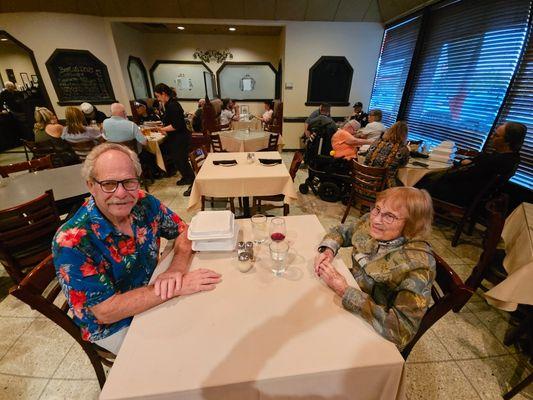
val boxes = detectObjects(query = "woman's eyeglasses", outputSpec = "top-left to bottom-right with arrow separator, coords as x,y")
370,205 -> 405,224
92,178 -> 140,193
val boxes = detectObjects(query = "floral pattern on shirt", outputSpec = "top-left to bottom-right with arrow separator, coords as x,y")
52,191 -> 186,342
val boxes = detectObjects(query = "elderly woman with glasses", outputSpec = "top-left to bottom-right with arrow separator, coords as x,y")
52,143 -> 221,355
314,187 -> 435,350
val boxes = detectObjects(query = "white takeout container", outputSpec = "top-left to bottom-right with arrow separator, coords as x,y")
189,211 -> 239,251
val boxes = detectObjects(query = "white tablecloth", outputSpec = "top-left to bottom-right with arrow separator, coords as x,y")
218,130 -> 271,153
100,215 -> 405,400
187,152 -> 298,211
397,160 -> 449,186
485,202 -> 533,311
232,119 -> 262,131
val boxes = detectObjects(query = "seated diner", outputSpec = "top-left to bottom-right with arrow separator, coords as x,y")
52,143 -> 221,354
314,187 -> 435,350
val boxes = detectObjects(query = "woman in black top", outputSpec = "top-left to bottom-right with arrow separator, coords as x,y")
154,83 -> 194,186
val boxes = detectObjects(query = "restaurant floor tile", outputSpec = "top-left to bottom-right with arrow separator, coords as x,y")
0,150 -> 531,399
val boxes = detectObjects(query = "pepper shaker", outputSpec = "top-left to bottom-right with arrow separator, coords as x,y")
245,241 -> 254,260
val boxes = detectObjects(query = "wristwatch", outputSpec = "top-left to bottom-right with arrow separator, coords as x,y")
317,246 -> 331,254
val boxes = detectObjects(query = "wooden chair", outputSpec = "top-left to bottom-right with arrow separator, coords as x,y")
253,151 -> 304,216
188,147 -> 236,214
0,155 -> 53,178
432,173 -> 510,247
402,252 -> 472,359
68,140 -> 98,161
451,194 -> 509,311
10,255 -> 115,388
22,139 -> 80,168
504,371 -> 533,399
341,161 -> 387,223
0,190 -> 61,284
210,134 -> 226,153
259,133 -> 280,152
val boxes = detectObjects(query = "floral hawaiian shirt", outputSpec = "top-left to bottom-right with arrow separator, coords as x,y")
52,190 -> 186,342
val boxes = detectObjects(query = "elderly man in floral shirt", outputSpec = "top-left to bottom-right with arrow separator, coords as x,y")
53,143 -> 221,354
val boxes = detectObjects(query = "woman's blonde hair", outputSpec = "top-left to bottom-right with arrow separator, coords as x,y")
33,107 -> 55,132
65,106 -> 86,134
376,187 -> 433,239
382,121 -> 408,144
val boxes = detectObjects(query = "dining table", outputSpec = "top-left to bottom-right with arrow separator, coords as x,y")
0,163 -> 88,214
485,202 -> 533,311
142,127 -> 167,172
187,151 -> 298,217
99,215 -> 405,400
231,118 -> 262,131
217,130 -> 283,153
397,158 -> 450,186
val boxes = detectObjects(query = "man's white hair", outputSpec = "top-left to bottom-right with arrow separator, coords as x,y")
110,102 -> 126,117
81,143 -> 142,181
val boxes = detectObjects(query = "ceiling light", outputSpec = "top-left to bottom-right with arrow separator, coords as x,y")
228,27 -> 236,32
177,26 -> 185,30
0,38 -> 7,42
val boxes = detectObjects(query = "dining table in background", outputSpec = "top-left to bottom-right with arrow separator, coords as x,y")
99,215 -> 405,400
217,130 -> 283,153
187,151 -> 297,217
231,117 -> 262,131
0,163 -> 88,214
142,127 -> 166,172
397,159 -> 450,186
485,202 -> 533,311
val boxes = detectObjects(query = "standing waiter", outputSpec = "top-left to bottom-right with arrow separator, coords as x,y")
154,83 -> 194,186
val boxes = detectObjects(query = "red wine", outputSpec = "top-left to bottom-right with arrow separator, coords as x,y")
271,232 -> 286,242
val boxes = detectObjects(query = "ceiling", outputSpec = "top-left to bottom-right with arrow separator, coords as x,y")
0,0 -> 430,23
124,23 -> 283,36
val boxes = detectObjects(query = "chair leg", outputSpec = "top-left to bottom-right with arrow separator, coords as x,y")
452,214 -> 468,247
201,196 -> 205,211
283,204 -> 289,216
229,198 -> 236,214
82,342 -> 108,389
503,372 -> 533,400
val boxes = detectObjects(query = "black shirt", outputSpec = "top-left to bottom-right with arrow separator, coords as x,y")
162,98 -> 186,133
0,89 -> 24,113
350,111 -> 369,127
83,110 -> 107,125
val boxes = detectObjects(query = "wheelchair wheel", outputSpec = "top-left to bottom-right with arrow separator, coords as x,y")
299,183 -> 309,194
318,182 -> 341,202
308,177 -> 320,195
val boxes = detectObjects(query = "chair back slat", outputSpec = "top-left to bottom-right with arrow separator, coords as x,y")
210,134 -> 226,153
113,139 -> 138,154
288,151 -> 304,181
10,254 -> 114,388
68,140 -> 98,161
189,146 -> 209,175
0,190 -> 61,284
0,155 -> 53,178
402,251 -> 472,359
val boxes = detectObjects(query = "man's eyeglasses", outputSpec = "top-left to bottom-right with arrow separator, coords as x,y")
370,205 -> 405,224
92,178 -> 140,193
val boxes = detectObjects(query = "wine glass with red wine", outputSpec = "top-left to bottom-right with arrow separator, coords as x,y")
269,217 -> 286,242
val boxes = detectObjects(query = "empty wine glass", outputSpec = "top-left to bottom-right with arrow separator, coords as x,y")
269,241 -> 289,276
269,217 -> 286,242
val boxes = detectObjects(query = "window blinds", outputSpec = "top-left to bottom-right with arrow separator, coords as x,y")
368,16 -> 421,128
496,22 -> 533,189
403,0 -> 531,151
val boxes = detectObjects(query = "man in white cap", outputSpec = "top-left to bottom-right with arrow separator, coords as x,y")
80,102 -> 107,125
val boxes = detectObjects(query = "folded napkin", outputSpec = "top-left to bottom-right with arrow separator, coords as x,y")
213,160 -> 237,165
411,161 -> 429,168
410,151 -> 429,159
258,158 -> 282,165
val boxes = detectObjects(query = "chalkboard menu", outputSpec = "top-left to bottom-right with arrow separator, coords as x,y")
46,49 -> 116,105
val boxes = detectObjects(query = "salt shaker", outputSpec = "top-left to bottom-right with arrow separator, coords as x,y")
237,252 -> 253,272
245,241 -> 254,260
247,153 -> 255,164
237,241 -> 246,254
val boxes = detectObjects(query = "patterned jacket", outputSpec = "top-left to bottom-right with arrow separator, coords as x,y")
319,214 -> 435,350
364,139 -> 410,188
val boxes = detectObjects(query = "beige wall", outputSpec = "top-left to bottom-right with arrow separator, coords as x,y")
0,12 -> 130,119
0,41 -> 35,88
281,21 -> 383,148
141,31 -> 281,115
